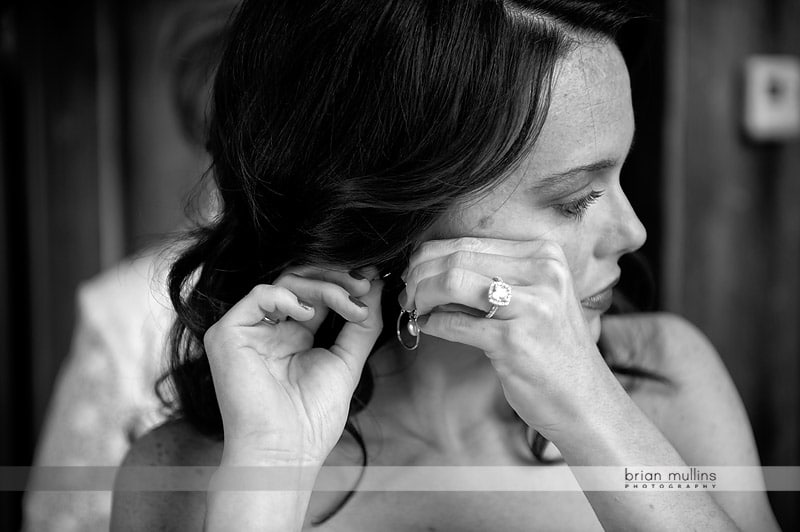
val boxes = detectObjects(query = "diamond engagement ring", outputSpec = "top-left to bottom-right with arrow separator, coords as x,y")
485,276 -> 512,319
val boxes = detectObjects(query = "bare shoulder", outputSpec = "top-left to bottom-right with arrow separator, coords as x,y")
110,418 -> 222,532
602,312 -> 746,433
602,312 -> 780,531
602,312 -> 723,377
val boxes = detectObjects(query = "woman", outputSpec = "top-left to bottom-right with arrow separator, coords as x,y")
112,0 -> 780,530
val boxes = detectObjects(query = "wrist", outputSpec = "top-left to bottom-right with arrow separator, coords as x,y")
538,375 -> 635,458
221,432 -> 329,468
222,443 -> 326,468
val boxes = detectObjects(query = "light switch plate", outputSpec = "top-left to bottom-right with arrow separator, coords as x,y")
743,55 -> 800,141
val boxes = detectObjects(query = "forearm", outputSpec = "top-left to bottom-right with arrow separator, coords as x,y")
204,450 -> 321,532
205,488 -> 314,532
553,380 -> 740,532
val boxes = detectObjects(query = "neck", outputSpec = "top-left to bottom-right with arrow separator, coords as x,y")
364,334 -> 517,453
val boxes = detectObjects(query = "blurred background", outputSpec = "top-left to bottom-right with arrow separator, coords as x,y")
0,0 -> 798,530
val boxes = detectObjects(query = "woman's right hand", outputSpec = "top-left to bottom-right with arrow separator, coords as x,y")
202,267 -> 383,466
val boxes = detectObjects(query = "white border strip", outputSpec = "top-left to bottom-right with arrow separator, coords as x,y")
6,466 -> 800,492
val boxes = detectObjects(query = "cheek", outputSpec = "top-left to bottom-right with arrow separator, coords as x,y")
431,198 -> 594,290
554,224 -> 593,287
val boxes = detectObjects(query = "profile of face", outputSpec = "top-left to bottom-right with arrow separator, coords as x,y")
431,40 -> 647,341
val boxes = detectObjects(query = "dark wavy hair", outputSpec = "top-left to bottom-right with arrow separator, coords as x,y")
160,0 -> 668,524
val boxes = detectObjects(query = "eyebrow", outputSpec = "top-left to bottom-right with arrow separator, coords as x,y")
529,158 -> 620,194
530,133 -> 637,195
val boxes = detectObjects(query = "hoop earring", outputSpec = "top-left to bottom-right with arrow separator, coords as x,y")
396,308 -> 420,350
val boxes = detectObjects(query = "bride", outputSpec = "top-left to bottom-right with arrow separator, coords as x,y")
112,0 -> 779,530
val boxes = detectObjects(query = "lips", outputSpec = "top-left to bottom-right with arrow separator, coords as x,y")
580,278 -> 620,312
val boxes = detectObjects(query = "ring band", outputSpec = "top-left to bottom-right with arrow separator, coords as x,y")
485,276 -> 511,319
261,315 -> 280,326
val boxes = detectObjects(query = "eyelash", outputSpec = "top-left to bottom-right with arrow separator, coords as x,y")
554,189 -> 605,220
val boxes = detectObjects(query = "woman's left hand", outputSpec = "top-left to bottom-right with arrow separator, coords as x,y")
401,237 -> 622,442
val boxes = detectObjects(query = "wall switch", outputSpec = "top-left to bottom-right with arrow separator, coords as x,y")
743,55 -> 800,141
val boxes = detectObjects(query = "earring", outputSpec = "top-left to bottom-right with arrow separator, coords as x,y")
396,308 -> 420,350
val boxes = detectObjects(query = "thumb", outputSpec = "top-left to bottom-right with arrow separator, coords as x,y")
329,279 -> 384,387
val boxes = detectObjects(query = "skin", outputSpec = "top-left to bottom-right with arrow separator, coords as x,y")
379,38 -> 646,447
413,37 -> 645,341
111,41 -> 781,531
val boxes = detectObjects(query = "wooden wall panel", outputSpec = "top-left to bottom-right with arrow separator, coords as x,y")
20,0 -> 103,438
1,1 -> 107,528
763,0 -> 800,525
663,0 -> 800,528
122,0 -> 214,251
0,28 -> 19,529
684,0 -> 772,415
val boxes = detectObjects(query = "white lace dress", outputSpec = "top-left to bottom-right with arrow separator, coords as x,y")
23,248 -> 176,532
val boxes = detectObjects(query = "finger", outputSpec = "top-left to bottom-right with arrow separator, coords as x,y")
412,268 -> 518,318
276,274 -> 370,332
276,266 -> 377,332
220,284 -> 317,327
402,251 -> 531,308
406,237 -> 566,278
329,279 -> 384,388
280,265 -> 374,298
416,310 -> 498,353
429,303 -> 487,317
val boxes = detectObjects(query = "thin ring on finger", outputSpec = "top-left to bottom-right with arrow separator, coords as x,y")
261,315 -> 281,326
413,269 -> 516,320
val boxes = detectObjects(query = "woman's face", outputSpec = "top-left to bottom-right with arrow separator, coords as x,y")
433,40 -> 646,341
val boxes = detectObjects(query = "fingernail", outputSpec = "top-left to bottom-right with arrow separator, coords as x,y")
349,271 -> 367,280
400,267 -> 409,282
297,299 -> 314,311
417,314 -> 429,328
349,295 -> 368,308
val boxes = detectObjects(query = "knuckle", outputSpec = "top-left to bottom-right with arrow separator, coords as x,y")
441,268 -> 466,293
506,325 -> 529,349
203,323 -> 222,352
539,258 -> 570,287
405,263 -> 424,287
522,260 -> 541,283
279,265 -> 305,277
250,283 -> 274,299
496,320 -> 522,347
446,250 -> 470,270
537,240 -> 566,261
447,311 -> 471,333
335,284 -> 352,300
411,278 -> 428,307
416,240 -> 438,259
328,285 -> 352,306
273,272 -> 299,287
537,258 -> 558,279
528,292 -> 557,321
453,237 -> 482,253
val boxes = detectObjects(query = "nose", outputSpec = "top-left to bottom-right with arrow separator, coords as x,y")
597,183 -> 647,258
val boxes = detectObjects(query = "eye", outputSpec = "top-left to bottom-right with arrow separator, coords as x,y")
554,189 -> 604,220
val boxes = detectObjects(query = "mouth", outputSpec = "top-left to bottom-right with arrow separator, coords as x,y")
580,277 -> 620,312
